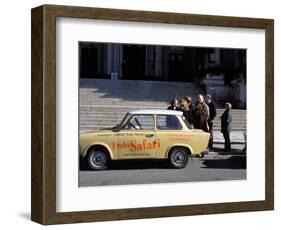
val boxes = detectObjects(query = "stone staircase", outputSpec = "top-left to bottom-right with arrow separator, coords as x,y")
79,79 -> 246,131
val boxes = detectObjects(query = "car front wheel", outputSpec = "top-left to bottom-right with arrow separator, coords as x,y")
169,147 -> 189,169
87,149 -> 109,170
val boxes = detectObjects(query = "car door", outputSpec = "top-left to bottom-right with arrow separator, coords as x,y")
155,114 -> 185,158
117,114 -> 156,159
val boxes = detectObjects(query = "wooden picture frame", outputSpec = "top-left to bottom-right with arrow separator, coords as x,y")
31,4 -> 274,225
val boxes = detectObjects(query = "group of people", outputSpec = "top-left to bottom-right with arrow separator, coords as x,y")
167,94 -> 232,151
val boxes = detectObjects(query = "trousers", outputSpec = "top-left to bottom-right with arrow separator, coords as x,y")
222,130 -> 231,150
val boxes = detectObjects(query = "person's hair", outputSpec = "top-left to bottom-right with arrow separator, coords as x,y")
170,98 -> 178,105
206,94 -> 212,100
184,96 -> 192,103
181,99 -> 189,111
225,102 -> 232,109
198,94 -> 205,103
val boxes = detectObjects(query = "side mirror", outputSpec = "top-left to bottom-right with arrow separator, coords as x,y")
113,124 -> 120,131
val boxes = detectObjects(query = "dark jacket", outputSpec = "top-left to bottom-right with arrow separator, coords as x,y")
207,101 -> 217,122
193,102 -> 209,131
221,109 -> 232,133
182,109 -> 193,126
167,105 -> 181,111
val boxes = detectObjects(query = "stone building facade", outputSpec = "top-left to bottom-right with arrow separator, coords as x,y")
79,42 -> 246,108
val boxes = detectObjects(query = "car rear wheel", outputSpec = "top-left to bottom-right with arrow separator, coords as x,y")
87,149 -> 109,170
169,147 -> 189,169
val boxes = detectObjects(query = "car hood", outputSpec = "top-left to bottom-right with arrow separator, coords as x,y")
80,129 -> 115,135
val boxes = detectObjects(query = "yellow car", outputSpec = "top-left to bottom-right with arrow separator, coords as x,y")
80,109 -> 210,170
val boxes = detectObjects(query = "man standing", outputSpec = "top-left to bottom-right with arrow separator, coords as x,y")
167,98 -> 181,128
167,98 -> 181,111
193,94 -> 209,132
205,94 -> 217,148
221,102 -> 232,151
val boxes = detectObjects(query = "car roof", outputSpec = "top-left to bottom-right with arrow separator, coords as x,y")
128,109 -> 183,116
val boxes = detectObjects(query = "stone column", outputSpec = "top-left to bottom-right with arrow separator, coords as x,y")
106,44 -> 123,79
155,46 -> 162,78
145,46 -> 155,77
106,44 -> 113,75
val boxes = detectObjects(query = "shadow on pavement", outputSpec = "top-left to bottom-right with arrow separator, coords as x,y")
211,147 -> 246,155
110,160 -> 172,170
201,155 -> 246,169
80,159 -> 171,171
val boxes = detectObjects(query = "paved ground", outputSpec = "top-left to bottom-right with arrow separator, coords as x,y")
213,130 -> 245,144
79,142 -> 246,187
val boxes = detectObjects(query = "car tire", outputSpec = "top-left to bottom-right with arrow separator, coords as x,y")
169,147 -> 189,169
87,148 -> 109,170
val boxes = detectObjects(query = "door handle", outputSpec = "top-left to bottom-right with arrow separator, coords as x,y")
145,134 -> 154,138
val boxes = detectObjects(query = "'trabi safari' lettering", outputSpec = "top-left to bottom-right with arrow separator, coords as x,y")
112,139 -> 160,151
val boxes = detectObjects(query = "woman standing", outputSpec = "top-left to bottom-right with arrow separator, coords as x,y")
221,102 -> 233,151
180,98 -> 193,128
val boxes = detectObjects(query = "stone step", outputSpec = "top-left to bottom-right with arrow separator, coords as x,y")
79,124 -> 247,130
80,119 -> 246,127
80,83 -> 199,89
79,117 -> 246,123
79,106 -> 246,111
80,94 -> 199,97
79,102 -> 171,106
80,78 -> 201,87
79,125 -> 246,130
79,112 -> 246,130
79,79 -> 204,103
79,110 -> 246,118
79,99 -> 198,104
80,90 -> 199,94
79,114 -> 246,120
80,113 -> 244,118
79,106 -> 246,112
79,109 -> 246,114
80,90 -> 201,94
80,99 -> 193,103
79,79 -> 246,131
79,119 -> 246,125
79,118 -> 246,124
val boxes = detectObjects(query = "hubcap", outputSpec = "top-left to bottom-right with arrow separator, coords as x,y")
91,151 -> 106,167
173,150 -> 186,164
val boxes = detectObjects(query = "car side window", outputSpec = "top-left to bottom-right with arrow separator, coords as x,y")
124,115 -> 154,130
156,115 -> 182,130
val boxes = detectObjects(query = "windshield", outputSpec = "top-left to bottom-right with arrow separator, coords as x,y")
113,113 -> 130,131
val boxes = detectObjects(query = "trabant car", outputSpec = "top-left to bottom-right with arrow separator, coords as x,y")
80,109 -> 210,170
